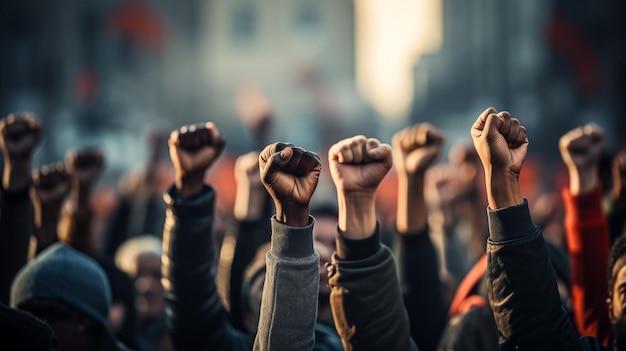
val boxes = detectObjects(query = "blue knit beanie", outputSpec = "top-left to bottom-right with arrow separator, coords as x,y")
10,242 -> 111,326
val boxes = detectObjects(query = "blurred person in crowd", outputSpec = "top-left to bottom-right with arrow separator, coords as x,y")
160,121 -> 332,350
115,235 -> 170,351
11,242 -> 133,350
103,130 -> 169,258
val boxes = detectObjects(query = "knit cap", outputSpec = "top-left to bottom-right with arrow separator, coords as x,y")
10,242 -> 112,326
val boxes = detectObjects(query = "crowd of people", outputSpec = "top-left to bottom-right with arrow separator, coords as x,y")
0,107 -> 624,351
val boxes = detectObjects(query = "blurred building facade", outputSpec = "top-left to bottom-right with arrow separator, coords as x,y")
409,0 -> 626,181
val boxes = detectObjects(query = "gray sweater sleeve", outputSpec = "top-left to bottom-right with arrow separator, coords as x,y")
253,216 -> 319,351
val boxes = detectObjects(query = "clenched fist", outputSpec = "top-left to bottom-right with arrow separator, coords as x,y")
65,147 -> 104,188
169,122 -> 225,198
259,142 -> 321,227
0,113 -> 42,190
329,135 -> 392,194
329,135 -> 392,238
471,107 -> 528,209
32,162 -> 72,207
392,123 -> 445,176
559,123 -> 604,194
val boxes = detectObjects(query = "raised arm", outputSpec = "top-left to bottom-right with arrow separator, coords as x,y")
226,151 -> 272,331
161,122 -> 253,350
57,147 -> 104,256
471,108 -> 579,350
253,141 -> 321,350
30,162 -> 72,256
392,123 -> 447,351
327,135 -> 417,351
559,124 -> 611,345
0,113 -> 41,304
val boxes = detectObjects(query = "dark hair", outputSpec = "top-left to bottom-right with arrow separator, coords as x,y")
608,236 -> 626,299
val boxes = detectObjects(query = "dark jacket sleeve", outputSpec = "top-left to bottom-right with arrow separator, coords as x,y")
398,228 -> 447,351
486,200 -> 580,351
227,195 -> 273,331
328,226 -> 419,351
161,185 -> 252,351
0,186 -> 33,304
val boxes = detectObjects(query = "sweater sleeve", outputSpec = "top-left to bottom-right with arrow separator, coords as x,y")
329,225 -> 419,351
487,200 -> 580,351
253,216 -> 319,351
162,185 -> 252,351
563,185 -> 611,346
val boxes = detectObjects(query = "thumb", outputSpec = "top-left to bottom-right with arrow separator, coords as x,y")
261,146 -> 293,184
366,139 -> 392,165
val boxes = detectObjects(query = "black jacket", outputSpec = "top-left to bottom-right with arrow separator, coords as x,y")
486,200 -> 609,351
328,227 -> 419,351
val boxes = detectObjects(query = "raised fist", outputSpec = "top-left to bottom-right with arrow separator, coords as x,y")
259,142 -> 321,208
65,147 -> 105,187
169,122 -> 225,179
32,162 -> 72,207
0,112 -> 42,160
392,122 -> 445,176
559,123 -> 605,171
235,151 -> 263,190
328,135 -> 392,194
470,107 -> 528,176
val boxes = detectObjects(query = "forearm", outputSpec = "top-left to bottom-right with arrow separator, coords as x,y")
396,174 -> 427,234
337,191 -> 376,239
34,205 -> 63,254
253,217 -> 318,351
0,185 -> 34,304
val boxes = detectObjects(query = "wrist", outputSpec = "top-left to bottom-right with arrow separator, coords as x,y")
486,170 -> 524,209
3,159 -> 31,190
568,167 -> 598,195
274,201 -> 309,227
338,191 -> 376,239
175,172 -> 205,199
396,176 -> 426,234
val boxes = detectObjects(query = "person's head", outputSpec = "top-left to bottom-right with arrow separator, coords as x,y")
10,243 -> 115,351
115,235 -> 164,321
608,236 -> 626,323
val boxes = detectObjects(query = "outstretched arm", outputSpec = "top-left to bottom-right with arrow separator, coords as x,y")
57,147 -> 104,256
253,142 -> 321,351
472,108 -> 579,350
162,122 -> 253,351
30,162 -> 72,256
327,135 -> 417,351
392,123 -> 447,350
559,124 -> 611,346
0,113 -> 41,304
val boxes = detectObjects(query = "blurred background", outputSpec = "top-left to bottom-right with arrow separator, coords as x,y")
1,0 -> 625,219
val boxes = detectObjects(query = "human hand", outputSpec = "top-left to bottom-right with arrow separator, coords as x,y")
559,124 -> 604,194
392,123 -> 445,177
168,122 -> 225,198
259,142 -> 321,227
329,135 -> 392,238
0,113 -> 42,190
470,107 -> 528,209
